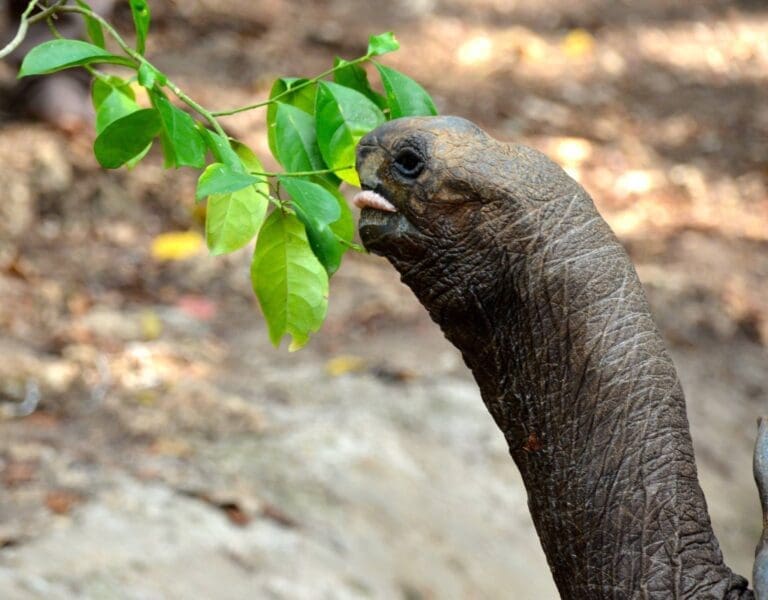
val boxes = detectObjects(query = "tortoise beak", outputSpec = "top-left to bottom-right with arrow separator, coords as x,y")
355,140 -> 422,256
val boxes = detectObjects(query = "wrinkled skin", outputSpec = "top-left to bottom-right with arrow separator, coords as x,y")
356,116 -> 754,599
755,418 -> 768,599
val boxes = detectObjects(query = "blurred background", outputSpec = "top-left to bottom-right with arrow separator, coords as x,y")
0,0 -> 766,598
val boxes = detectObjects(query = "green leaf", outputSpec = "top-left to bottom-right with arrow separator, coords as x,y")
251,211 -> 329,350
198,135 -> 268,185
137,62 -> 165,88
150,90 -> 206,169
205,181 -> 268,256
279,177 -> 347,275
91,76 -> 151,169
273,103 -> 336,186
333,58 -> 387,110
75,0 -> 105,48
375,63 -> 438,119
129,0 -> 151,55
266,78 -> 316,159
93,108 -> 161,169
92,76 -> 134,109
201,143 -> 270,254
315,81 -> 385,186
367,32 -> 399,57
92,77 -> 139,133
328,186 -> 354,244
196,164 -> 263,200
199,128 -> 241,169
125,144 -> 152,169
231,140 -> 266,174
18,40 -> 132,77
206,188 -> 268,256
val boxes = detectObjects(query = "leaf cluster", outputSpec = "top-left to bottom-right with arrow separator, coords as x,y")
17,5 -> 437,349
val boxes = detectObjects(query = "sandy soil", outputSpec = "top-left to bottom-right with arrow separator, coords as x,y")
0,1 -> 766,598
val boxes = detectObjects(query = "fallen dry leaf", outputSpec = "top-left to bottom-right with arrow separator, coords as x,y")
260,502 -> 298,528
2,460 -> 38,488
562,29 -> 595,58
221,502 -> 251,527
149,436 -> 193,457
45,490 -> 82,515
140,310 -> 163,340
325,355 -> 366,377
150,231 -> 204,261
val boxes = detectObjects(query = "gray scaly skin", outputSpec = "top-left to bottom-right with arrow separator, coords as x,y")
755,418 -> 768,599
355,116 -> 754,599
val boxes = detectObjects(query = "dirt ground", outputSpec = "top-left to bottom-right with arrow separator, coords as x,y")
0,1 -> 767,598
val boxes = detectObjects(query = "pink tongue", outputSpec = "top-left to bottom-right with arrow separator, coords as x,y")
352,190 -> 397,213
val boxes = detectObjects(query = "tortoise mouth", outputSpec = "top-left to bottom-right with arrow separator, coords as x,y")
355,185 -> 420,256
359,207 -> 416,255
352,189 -> 397,213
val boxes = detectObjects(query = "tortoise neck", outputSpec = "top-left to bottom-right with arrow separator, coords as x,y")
412,198 -> 751,598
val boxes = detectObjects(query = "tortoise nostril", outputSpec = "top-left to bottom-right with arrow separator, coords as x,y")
356,142 -> 379,161
356,144 -> 385,192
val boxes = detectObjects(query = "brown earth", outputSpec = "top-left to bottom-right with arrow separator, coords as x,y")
0,1 -> 766,598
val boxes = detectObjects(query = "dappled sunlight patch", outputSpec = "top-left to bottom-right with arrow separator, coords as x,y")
552,137 -> 593,166
456,36 -> 494,66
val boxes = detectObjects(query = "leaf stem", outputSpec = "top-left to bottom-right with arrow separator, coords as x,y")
164,79 -> 230,143
211,56 -> 371,117
252,166 -> 354,178
253,188 -> 282,209
339,239 -> 366,253
56,5 -> 135,59
44,14 -> 61,39
44,11 -> 107,80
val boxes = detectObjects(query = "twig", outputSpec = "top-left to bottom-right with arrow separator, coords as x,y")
27,0 -> 67,25
0,0 -> 39,59
0,0 -> 70,59
56,4 -> 231,145
5,0 -> 356,184
211,56 -> 370,117
251,166 -> 354,178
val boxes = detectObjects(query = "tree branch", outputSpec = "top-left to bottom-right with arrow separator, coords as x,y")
0,0 -> 39,59
0,0 -> 71,59
211,56 -> 370,117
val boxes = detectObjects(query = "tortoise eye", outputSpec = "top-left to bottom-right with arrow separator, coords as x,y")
393,148 -> 424,179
